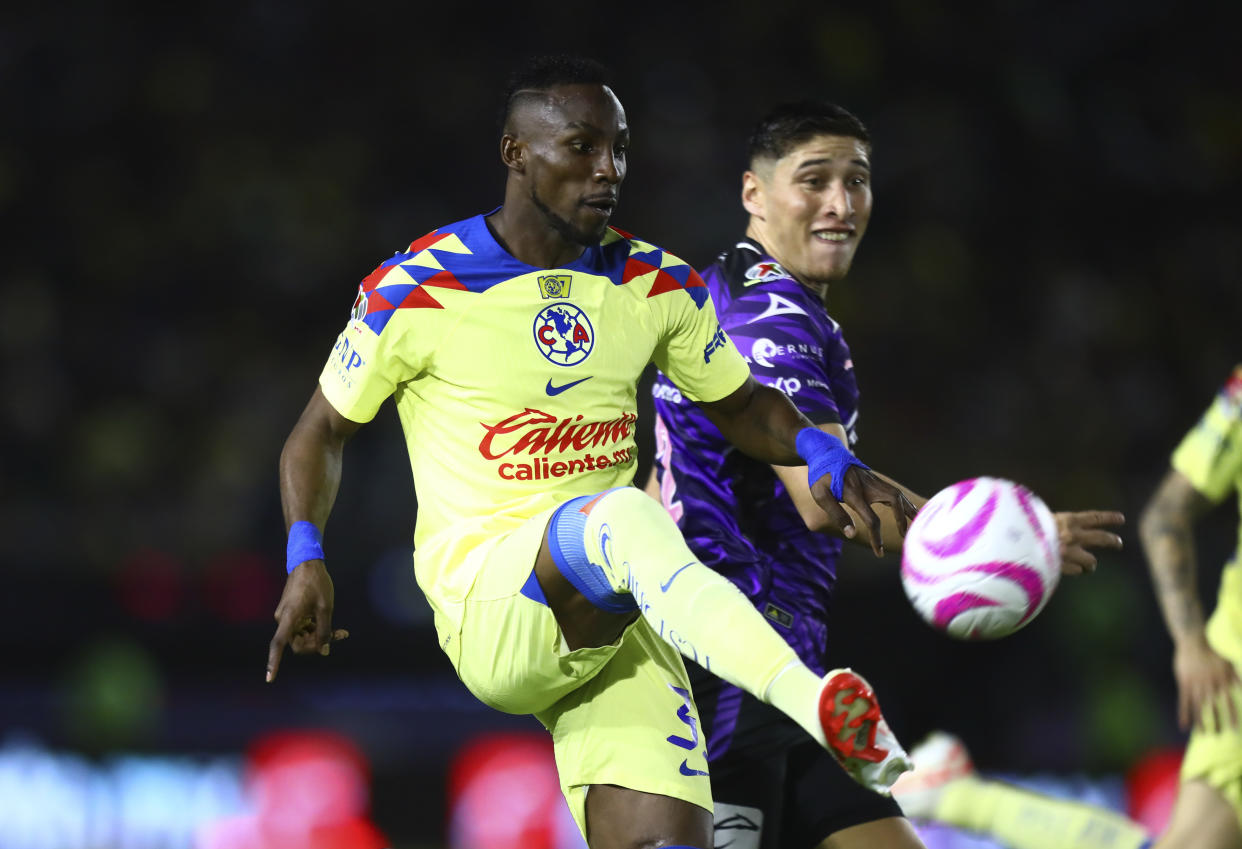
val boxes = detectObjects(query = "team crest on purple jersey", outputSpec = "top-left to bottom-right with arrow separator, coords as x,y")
743,259 -> 790,284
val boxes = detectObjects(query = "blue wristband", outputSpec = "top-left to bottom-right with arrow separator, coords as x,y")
286,521 -> 325,574
795,427 -> 869,500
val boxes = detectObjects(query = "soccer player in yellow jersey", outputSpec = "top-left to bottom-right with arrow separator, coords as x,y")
1140,365 -> 1242,849
263,56 -> 919,848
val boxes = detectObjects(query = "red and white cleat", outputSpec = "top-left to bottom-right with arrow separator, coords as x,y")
889,731 -> 976,819
818,668 -> 912,794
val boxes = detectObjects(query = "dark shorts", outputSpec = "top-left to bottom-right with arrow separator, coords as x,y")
690,663 -> 904,849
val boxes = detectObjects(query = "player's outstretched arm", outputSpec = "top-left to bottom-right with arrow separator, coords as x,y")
698,375 -> 917,556
266,387 -> 360,683
1139,467 -> 1240,731
771,428 -> 925,553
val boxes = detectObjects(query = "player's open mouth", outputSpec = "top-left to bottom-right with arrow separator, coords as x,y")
813,230 -> 851,242
583,196 -> 617,216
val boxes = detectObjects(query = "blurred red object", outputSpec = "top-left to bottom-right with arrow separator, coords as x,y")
1125,746 -> 1184,837
197,729 -> 387,849
448,732 -> 569,849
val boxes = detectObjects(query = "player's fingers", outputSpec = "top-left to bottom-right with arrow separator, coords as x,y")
333,628 -> 350,642
811,479 -> 855,539
315,604 -> 334,656
1178,689 -> 1192,731
291,627 -> 325,655
1079,510 -> 1126,529
843,485 -> 884,556
1059,558 -> 1086,577
1061,546 -> 1097,575
1066,528 -> 1124,551
871,484 -> 914,538
266,627 -> 290,683
896,492 -> 918,537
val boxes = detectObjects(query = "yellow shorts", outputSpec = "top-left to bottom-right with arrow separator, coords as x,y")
1180,608 -> 1242,829
446,506 -> 713,836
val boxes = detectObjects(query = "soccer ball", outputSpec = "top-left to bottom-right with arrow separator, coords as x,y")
900,477 -> 1061,640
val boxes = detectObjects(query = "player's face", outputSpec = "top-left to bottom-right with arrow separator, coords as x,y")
744,134 -> 872,288
521,84 -> 629,246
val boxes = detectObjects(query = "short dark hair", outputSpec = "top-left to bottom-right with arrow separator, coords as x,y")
747,101 -> 871,167
499,55 -> 611,132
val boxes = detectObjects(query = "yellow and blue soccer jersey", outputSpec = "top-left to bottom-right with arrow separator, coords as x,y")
1172,365 -> 1242,644
318,211 -> 750,642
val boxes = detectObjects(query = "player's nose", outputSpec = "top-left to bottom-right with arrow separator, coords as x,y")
823,180 -> 852,218
593,151 -> 623,184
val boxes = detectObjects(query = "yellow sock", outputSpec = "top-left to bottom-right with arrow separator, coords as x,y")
577,487 -> 827,746
936,776 -> 1152,849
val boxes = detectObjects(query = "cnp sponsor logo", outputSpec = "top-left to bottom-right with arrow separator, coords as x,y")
533,303 -> 594,366
703,324 -> 729,363
329,332 -> 365,389
478,408 -> 636,481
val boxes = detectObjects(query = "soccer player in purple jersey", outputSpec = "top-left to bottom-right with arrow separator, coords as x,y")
648,102 -> 1140,849
267,60 -> 921,849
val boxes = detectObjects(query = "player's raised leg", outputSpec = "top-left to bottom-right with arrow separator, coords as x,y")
893,732 -> 1154,849
532,486 -> 911,798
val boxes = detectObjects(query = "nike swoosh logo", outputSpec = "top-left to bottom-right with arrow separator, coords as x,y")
679,759 -> 709,777
545,376 -> 593,395
660,562 -> 694,593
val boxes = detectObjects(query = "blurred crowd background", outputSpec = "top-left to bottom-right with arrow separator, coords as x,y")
3,0 -> 1240,846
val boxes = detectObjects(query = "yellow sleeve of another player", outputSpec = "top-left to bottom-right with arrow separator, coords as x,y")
318,269 -> 444,423
1171,365 -> 1242,503
649,274 -> 749,404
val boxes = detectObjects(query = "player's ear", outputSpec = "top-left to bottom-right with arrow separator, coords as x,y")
741,170 -> 765,218
500,133 -> 525,173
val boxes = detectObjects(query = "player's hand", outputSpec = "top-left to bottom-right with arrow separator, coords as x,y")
1054,510 -> 1125,575
1173,633 -> 1241,732
810,466 -> 918,557
266,559 -> 350,683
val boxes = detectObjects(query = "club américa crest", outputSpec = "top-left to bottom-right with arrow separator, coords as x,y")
533,302 -> 594,366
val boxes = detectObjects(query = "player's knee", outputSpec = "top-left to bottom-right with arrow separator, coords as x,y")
593,484 -> 677,531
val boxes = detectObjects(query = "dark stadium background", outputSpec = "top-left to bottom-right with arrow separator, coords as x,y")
3,1 -> 1240,846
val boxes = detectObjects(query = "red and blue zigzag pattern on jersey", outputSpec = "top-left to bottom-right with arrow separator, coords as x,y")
356,230 -> 482,334
356,221 -> 712,336
621,244 -> 709,310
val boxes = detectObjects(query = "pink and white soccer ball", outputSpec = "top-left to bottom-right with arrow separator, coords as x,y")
900,477 -> 1062,640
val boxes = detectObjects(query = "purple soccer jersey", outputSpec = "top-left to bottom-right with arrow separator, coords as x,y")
651,239 -> 860,677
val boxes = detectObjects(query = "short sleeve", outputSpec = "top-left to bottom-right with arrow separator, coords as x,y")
650,269 -> 750,404
318,263 -> 441,423
1171,367 -> 1242,503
